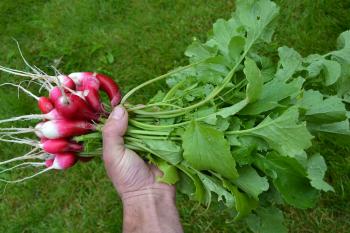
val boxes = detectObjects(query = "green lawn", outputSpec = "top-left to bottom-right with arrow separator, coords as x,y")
0,0 -> 349,232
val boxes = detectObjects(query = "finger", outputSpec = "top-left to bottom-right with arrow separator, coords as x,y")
102,105 -> 128,166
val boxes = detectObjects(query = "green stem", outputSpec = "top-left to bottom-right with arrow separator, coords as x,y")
129,99 -> 247,130
125,141 -> 148,152
127,102 -> 182,112
130,67 -> 238,117
79,151 -> 102,157
128,42 -> 253,118
129,110 -> 186,118
125,143 -> 143,151
125,137 -> 143,143
162,78 -> 187,101
126,134 -> 182,141
129,119 -> 189,130
214,78 -> 247,102
121,61 -> 203,104
126,141 -> 162,158
224,129 -> 247,135
127,129 -> 172,136
225,118 -> 276,135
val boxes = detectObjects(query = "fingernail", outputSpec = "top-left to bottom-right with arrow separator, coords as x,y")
111,106 -> 125,120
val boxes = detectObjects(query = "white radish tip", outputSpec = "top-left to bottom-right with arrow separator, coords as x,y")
68,72 -> 84,85
39,121 -> 60,139
34,122 -> 44,138
51,158 -> 62,169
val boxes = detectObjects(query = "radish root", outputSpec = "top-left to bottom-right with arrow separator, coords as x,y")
0,83 -> 40,100
0,148 -> 44,166
0,167 -> 52,183
0,127 -> 35,136
0,114 -> 47,124
0,65 -> 53,91
0,161 -> 45,174
13,38 -> 42,75
0,136 -> 37,146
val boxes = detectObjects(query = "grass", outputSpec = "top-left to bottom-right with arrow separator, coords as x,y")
0,0 -> 349,232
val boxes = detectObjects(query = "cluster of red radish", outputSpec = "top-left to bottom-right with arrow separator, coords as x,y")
30,72 -> 121,171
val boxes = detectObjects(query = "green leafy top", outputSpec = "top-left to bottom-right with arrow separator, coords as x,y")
76,0 -> 349,231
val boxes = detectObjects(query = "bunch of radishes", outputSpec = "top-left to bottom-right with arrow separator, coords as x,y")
0,67 -> 121,182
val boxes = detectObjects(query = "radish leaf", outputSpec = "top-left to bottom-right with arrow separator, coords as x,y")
156,161 -> 180,185
182,121 -> 238,180
298,90 -> 347,123
257,153 -> 319,209
232,107 -> 313,157
241,77 -> 304,115
223,181 -> 259,220
197,172 -> 235,208
307,154 -> 334,192
244,57 -> 262,103
246,207 -> 287,233
234,166 -> 269,200
143,139 -> 182,165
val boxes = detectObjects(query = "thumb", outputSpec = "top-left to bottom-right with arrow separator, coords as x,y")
102,105 -> 128,167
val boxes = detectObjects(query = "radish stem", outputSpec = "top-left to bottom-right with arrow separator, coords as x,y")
121,61 -> 203,104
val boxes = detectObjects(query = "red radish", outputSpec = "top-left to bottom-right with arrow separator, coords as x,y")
85,88 -> 104,112
40,139 -> 83,154
46,153 -> 77,170
77,74 -> 103,112
68,72 -> 100,90
34,120 -> 95,139
54,93 -> 99,120
37,109 -> 64,121
68,72 -> 84,86
58,75 -> 76,90
38,97 -> 54,114
45,159 -> 54,168
50,78 -> 86,103
44,109 -> 64,120
49,87 -> 63,102
81,74 -> 100,90
70,72 -> 103,112
40,138 -> 48,143
95,73 -> 122,107
69,72 -> 121,107
0,154 -> 75,183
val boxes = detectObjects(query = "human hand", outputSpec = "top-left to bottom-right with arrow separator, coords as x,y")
102,105 -> 183,233
102,105 -> 174,198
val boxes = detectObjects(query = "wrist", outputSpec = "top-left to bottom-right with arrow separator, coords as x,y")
121,186 -> 175,203
122,187 -> 182,233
